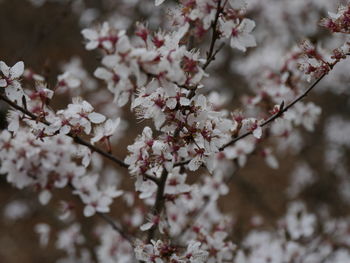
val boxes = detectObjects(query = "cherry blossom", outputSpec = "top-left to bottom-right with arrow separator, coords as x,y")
0,61 -> 25,105
1,1 -> 350,262
72,174 -> 123,217
221,18 -> 257,52
320,5 -> 350,34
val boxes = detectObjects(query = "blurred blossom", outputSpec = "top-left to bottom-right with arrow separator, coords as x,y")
3,200 -> 30,221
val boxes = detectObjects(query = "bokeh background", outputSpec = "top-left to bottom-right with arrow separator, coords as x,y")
0,0 -> 350,262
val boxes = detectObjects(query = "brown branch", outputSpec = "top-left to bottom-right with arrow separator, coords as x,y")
146,168 -> 169,242
174,69 -> 335,167
203,0 -> 224,70
203,43 -> 225,70
98,213 -> 134,243
219,72 -> 328,150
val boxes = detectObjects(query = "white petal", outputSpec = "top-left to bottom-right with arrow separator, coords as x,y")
253,127 -> 262,139
188,156 -> 202,171
238,33 -> 256,48
66,77 -> 81,88
10,61 -> 24,79
84,205 -> 95,217
231,37 -> 247,52
86,41 -> 99,50
166,98 -> 177,109
88,112 -> 106,124
0,79 -> 7,87
102,41 -> 113,50
5,84 -> 24,104
239,19 -> 256,33
81,29 -> 98,40
0,61 -> 10,77
116,36 -> 131,53
180,97 -> 190,106
8,118 -> 19,132
266,155 -> 279,169
155,0 -> 165,6
94,67 -> 113,80
154,113 -> 166,130
60,125 -> 71,135
140,222 -> 154,231
39,190 -> 52,205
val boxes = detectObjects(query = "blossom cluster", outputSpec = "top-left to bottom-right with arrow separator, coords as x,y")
320,5 -> 350,34
1,0 -> 350,262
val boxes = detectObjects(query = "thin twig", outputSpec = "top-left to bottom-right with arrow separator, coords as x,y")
203,0 -> 224,70
187,1 -> 225,99
203,43 -> 225,70
146,168 -> 169,242
98,213 -> 134,243
220,72 -> 328,150
174,71 -> 333,167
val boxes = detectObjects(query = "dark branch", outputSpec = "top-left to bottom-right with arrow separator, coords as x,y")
220,72 -> 328,150
146,168 -> 169,242
203,0 -> 224,70
174,69 -> 334,168
98,213 -> 134,244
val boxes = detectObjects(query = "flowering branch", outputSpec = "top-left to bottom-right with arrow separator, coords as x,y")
220,71 -> 330,150
0,93 -> 128,168
0,93 -> 163,187
2,1 -> 350,262
0,93 -> 137,244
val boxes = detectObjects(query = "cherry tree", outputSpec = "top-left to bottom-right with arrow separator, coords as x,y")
1,0 -> 350,262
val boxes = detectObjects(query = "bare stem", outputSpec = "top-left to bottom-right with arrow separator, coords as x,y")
98,213 -> 134,243
146,168 -> 169,242
203,43 -> 225,70
203,0 -> 224,70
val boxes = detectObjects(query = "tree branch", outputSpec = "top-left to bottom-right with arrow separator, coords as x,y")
146,168 -> 169,242
98,213 -> 134,244
203,0 -> 224,70
220,72 -> 328,150
174,67 -> 338,168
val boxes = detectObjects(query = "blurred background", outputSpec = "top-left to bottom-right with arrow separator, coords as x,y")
0,0 -> 350,262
